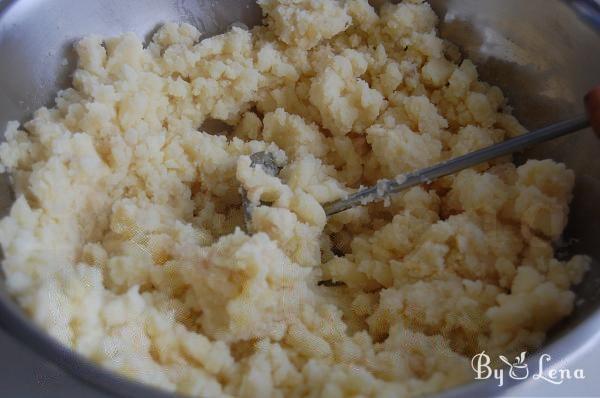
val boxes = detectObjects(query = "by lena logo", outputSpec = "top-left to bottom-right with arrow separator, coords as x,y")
471,351 -> 585,387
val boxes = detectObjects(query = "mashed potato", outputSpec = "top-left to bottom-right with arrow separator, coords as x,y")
0,0 -> 590,396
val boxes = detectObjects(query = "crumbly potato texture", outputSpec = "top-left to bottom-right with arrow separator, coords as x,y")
0,0 -> 590,397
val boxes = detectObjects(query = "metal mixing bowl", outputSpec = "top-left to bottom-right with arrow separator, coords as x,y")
0,1 -> 599,397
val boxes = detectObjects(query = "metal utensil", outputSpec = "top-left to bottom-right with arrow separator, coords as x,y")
243,115 -> 590,224
241,151 -> 282,230
324,115 -> 590,215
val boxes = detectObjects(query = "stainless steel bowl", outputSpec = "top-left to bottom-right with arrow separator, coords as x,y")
0,1 -> 599,397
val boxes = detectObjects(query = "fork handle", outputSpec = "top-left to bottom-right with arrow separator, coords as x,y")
324,115 -> 590,216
